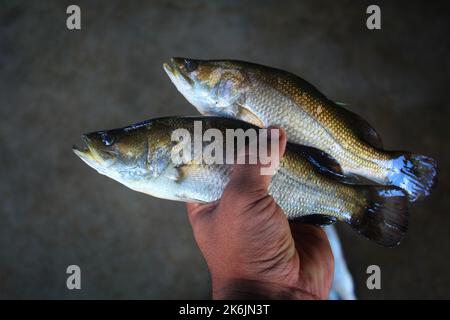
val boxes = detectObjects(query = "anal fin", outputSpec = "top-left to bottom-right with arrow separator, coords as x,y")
293,214 -> 337,226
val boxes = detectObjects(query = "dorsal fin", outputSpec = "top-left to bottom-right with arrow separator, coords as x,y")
334,101 -> 348,107
332,103 -> 383,149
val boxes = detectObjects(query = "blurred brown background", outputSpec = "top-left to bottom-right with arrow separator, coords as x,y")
0,0 -> 449,299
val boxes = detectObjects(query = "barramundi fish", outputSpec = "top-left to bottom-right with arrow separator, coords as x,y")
163,58 -> 437,201
73,116 -> 408,246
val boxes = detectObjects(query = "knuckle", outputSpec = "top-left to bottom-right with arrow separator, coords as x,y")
223,181 -> 268,203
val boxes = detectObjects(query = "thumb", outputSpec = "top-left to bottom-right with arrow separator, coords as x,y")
224,127 -> 287,199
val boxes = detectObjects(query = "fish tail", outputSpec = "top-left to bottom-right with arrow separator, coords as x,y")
387,153 -> 438,202
349,186 -> 409,247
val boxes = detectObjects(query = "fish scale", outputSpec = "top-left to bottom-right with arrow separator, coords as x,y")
249,69 -> 391,182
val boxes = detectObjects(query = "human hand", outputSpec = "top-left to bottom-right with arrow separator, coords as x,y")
186,128 -> 334,299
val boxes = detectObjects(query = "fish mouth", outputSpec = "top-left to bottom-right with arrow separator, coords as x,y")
73,135 -> 94,161
73,134 -> 118,173
163,58 -> 194,86
72,134 -> 109,167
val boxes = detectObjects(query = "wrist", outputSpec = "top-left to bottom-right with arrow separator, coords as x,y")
211,277 -> 319,300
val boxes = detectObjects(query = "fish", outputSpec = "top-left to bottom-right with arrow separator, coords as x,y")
325,226 -> 356,300
73,116 -> 409,246
163,58 -> 438,201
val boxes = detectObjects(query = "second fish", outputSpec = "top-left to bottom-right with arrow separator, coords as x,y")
163,58 -> 437,201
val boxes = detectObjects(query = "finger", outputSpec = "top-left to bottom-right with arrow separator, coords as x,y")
186,201 -> 218,225
289,222 -> 334,299
186,202 -> 203,212
289,222 -> 330,247
272,126 -> 287,162
289,222 -> 333,268
225,127 -> 287,198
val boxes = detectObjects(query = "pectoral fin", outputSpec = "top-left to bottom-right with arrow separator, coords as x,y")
168,161 -> 211,183
164,166 -> 182,181
236,104 -> 265,128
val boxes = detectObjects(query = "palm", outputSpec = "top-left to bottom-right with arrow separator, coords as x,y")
289,223 -> 334,299
187,198 -> 334,299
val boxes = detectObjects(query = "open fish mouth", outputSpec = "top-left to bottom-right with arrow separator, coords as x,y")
73,134 -> 96,163
163,58 -> 194,86
73,134 -> 118,173
73,134 -> 91,154
73,134 -> 110,168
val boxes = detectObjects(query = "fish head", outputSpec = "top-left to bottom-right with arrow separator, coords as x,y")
163,58 -> 249,117
73,122 -> 173,190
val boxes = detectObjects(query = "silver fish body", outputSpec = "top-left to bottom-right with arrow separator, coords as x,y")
163,58 -> 438,201
74,116 -> 408,246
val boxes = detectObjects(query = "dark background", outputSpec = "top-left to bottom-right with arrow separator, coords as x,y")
1,0 -> 449,299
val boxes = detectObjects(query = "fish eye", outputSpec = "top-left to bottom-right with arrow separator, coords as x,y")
184,59 -> 198,73
100,132 -> 115,146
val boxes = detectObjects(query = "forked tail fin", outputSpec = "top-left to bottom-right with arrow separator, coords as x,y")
388,153 -> 438,202
349,186 -> 409,247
